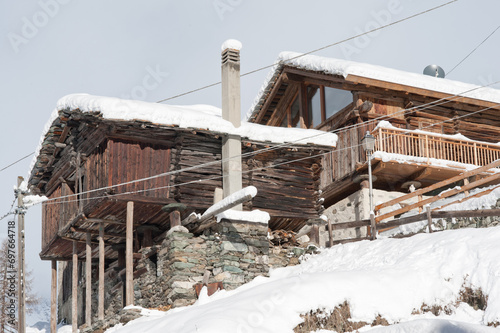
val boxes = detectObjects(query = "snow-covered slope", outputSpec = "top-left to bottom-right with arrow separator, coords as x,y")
101,226 -> 500,333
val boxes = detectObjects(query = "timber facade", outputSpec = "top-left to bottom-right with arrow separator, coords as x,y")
247,58 -> 500,208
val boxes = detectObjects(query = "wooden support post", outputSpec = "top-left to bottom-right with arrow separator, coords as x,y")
310,224 -> 320,245
17,177 -> 26,333
51,260 -> 57,333
98,224 -> 104,321
170,210 -> 181,228
327,220 -> 334,247
142,229 -> 153,248
85,233 -> 92,326
464,178 -> 470,196
125,201 -> 134,306
370,212 -> 377,240
418,194 -> 423,213
72,241 -> 78,333
426,206 -> 433,233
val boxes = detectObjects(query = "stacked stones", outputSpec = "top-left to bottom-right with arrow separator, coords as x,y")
159,219 -> 270,307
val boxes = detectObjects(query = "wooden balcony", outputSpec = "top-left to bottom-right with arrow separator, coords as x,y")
373,126 -> 500,167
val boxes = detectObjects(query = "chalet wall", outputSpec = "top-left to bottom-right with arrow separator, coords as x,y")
84,139 -> 172,200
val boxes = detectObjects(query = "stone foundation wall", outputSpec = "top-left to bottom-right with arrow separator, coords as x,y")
134,219 -> 270,308
73,218 -> 313,332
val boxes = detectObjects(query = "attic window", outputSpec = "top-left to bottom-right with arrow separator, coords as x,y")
278,84 -> 352,129
324,87 -> 353,119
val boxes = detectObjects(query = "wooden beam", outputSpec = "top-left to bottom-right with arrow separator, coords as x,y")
346,74 -> 500,112
51,260 -> 57,333
432,208 -> 500,219
125,201 -> 134,306
98,224 -> 105,321
72,227 -> 126,239
72,241 -> 78,333
376,171 -> 500,222
61,236 -> 99,245
255,74 -> 284,124
376,159 -> 500,212
85,233 -> 92,326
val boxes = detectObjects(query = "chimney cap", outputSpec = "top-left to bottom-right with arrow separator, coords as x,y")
221,39 -> 242,52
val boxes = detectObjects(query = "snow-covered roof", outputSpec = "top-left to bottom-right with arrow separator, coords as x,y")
29,94 -> 337,176
246,51 -> 500,120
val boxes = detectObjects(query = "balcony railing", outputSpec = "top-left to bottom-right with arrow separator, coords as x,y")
373,127 -> 500,166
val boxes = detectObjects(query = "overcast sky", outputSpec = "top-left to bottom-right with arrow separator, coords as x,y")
1,0 -> 499,313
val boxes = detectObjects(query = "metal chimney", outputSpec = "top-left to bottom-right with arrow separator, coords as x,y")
221,39 -> 243,209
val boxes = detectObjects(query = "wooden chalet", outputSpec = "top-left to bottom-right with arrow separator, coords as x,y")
246,52 -> 500,207
26,45 -> 500,331
28,100 -> 333,261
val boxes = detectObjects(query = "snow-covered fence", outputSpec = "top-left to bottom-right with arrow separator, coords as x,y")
375,158 -> 500,223
374,126 -> 500,166
328,208 -> 500,245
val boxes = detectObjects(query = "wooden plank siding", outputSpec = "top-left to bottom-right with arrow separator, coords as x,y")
104,139 -> 171,199
42,183 -> 78,250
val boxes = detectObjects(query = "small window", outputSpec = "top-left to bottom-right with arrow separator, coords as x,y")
307,86 -> 322,128
324,87 -> 352,119
290,97 -> 301,128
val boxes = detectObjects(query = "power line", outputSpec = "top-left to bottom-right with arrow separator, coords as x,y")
0,1 -> 461,190
6,75 -> 497,187
0,152 -> 34,173
39,98 -> 500,207
0,198 -> 17,222
447,24 -> 500,76
39,79 -> 500,204
156,0 -> 458,103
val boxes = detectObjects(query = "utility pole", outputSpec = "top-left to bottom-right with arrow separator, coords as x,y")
16,176 -> 26,333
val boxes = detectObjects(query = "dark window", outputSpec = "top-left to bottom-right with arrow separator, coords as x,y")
307,86 -> 322,128
324,87 -> 352,119
290,96 -> 301,128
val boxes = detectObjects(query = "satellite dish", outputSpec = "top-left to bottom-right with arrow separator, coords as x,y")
423,65 -> 445,78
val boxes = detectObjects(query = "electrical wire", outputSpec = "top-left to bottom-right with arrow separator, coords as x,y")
39,82 -> 500,204
0,1 -> 461,190
0,152 -> 34,173
447,24 -> 500,76
39,100 -> 500,207
39,78 -> 500,204
0,198 -> 17,221
156,0 -> 458,103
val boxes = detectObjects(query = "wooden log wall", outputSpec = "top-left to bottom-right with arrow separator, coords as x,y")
172,132 -> 223,210
102,139 -> 171,199
242,144 -> 325,231
42,183 -> 78,249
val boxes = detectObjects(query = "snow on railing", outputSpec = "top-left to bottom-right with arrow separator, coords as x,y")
373,126 -> 500,166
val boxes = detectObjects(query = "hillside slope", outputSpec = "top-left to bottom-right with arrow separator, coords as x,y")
102,226 -> 500,333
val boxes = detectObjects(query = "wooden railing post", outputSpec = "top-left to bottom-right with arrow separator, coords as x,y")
370,212 -> 377,240
426,206 -> 433,233
418,194 -> 423,213
473,142 -> 478,165
425,135 -> 429,162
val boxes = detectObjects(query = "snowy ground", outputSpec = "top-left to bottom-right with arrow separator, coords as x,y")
56,226 -> 499,333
